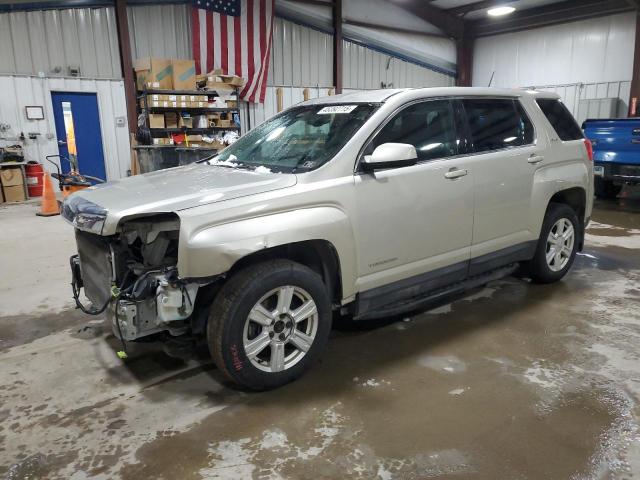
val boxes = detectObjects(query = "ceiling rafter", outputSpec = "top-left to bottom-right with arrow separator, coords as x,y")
387,0 -> 465,39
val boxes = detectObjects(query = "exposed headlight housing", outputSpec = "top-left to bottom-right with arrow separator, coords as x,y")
61,195 -> 108,235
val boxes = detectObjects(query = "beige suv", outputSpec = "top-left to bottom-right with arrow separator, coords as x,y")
62,87 -> 593,390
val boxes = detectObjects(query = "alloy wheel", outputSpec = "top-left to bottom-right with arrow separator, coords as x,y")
242,285 -> 318,373
545,218 -> 574,272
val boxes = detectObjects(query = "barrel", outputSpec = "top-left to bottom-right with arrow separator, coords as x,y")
25,163 -> 44,197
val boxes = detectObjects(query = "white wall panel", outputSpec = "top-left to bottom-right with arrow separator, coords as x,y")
269,17 -> 333,87
473,12 -> 636,88
343,40 -> 455,90
0,75 -> 131,181
127,4 -> 193,60
0,8 -> 121,78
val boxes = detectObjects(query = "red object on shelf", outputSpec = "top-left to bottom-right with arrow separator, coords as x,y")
25,163 -> 45,197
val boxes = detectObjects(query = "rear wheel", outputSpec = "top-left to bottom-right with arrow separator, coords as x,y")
594,178 -> 622,199
526,203 -> 579,284
208,259 -> 331,390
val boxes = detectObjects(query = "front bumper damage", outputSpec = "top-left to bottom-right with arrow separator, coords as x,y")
69,216 -> 202,342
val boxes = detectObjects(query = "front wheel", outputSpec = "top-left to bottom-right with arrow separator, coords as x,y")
525,203 -> 579,284
208,260 -> 332,390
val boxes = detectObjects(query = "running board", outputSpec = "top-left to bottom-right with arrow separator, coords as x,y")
353,264 -> 518,321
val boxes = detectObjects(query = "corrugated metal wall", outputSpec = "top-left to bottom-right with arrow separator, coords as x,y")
245,17 -> 455,130
0,7 -> 121,78
127,4 -> 192,60
529,81 -> 631,124
0,75 -> 131,181
269,17 -> 334,88
343,40 -> 454,90
0,6 -> 456,179
473,12 -> 635,117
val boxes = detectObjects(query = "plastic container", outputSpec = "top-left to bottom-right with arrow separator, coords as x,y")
25,162 -> 44,197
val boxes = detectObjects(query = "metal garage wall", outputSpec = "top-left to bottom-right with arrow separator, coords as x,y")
473,12 -> 636,115
343,41 -> 454,90
244,17 -> 455,131
127,4 -> 193,60
0,75 -> 131,181
0,7 -> 121,78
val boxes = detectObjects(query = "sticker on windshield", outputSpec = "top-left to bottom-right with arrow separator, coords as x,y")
317,105 -> 358,114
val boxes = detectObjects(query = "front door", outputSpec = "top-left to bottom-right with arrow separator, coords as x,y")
353,99 -> 475,296
51,92 -> 107,182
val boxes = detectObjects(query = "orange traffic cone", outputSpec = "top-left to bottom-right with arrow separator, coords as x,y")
36,172 -> 60,217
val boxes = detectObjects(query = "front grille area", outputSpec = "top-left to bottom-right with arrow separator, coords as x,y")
75,230 -> 113,306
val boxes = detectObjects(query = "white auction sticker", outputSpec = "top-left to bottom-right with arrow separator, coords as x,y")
317,105 -> 358,114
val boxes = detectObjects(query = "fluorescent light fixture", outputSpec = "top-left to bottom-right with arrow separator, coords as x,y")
487,6 -> 516,16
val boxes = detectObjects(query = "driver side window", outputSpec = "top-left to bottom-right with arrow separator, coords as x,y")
365,100 -> 458,162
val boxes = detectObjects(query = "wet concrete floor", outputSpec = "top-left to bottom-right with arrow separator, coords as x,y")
1,189 -> 640,479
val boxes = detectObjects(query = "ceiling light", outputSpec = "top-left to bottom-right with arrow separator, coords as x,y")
487,6 -> 516,16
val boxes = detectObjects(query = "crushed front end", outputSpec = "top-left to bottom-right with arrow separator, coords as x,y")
63,195 -> 205,343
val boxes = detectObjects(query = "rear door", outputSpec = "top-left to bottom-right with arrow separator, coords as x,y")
461,98 -> 544,274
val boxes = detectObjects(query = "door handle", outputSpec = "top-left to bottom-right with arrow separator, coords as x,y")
631,139 -> 640,144
58,140 -> 67,146
527,154 -> 544,164
444,168 -> 468,179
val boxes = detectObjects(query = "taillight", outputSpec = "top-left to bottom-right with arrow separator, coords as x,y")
584,138 -> 594,161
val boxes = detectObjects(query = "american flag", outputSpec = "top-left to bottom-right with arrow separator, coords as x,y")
191,0 -> 274,103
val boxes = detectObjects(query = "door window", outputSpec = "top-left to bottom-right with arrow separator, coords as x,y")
365,100 -> 458,162
463,98 -> 534,153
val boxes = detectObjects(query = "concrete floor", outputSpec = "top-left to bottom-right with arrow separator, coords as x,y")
1,189 -> 640,480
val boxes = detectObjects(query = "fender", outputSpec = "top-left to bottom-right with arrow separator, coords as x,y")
529,158 -> 590,237
176,206 -> 358,299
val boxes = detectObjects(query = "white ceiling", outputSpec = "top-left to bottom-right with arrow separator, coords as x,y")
431,0 -> 570,20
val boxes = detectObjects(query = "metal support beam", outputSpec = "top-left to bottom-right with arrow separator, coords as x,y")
114,0 -> 137,134
630,11 -> 640,116
456,35 -> 473,86
469,0 -> 634,37
387,0 -> 464,39
343,18 -> 449,39
333,0 -> 343,94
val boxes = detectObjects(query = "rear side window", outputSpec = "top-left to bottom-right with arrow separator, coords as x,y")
463,99 -> 534,153
366,100 -> 458,161
535,98 -> 583,141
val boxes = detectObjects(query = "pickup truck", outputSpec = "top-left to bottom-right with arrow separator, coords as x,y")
583,118 -> 640,198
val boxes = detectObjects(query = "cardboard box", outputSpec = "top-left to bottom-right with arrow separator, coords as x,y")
172,59 -> 196,90
3,185 -> 26,202
0,166 -> 24,187
149,113 -> 165,129
205,81 -> 235,92
165,112 -> 179,129
216,119 -> 232,128
187,135 -> 203,142
227,100 -> 238,108
219,75 -> 245,87
134,58 -> 173,90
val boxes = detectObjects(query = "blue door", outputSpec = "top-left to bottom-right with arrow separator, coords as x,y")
51,91 -> 107,181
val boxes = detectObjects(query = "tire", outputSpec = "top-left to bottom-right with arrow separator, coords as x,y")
526,203 -> 579,284
208,259 -> 332,390
594,178 -> 622,199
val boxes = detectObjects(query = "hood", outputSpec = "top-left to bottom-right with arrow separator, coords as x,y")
66,163 -> 297,233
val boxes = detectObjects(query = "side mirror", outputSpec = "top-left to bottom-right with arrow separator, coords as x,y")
361,143 -> 418,172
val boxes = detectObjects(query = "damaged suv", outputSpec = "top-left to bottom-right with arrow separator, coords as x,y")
62,88 -> 593,390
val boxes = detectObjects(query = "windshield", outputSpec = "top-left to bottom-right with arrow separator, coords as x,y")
206,103 -> 379,173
